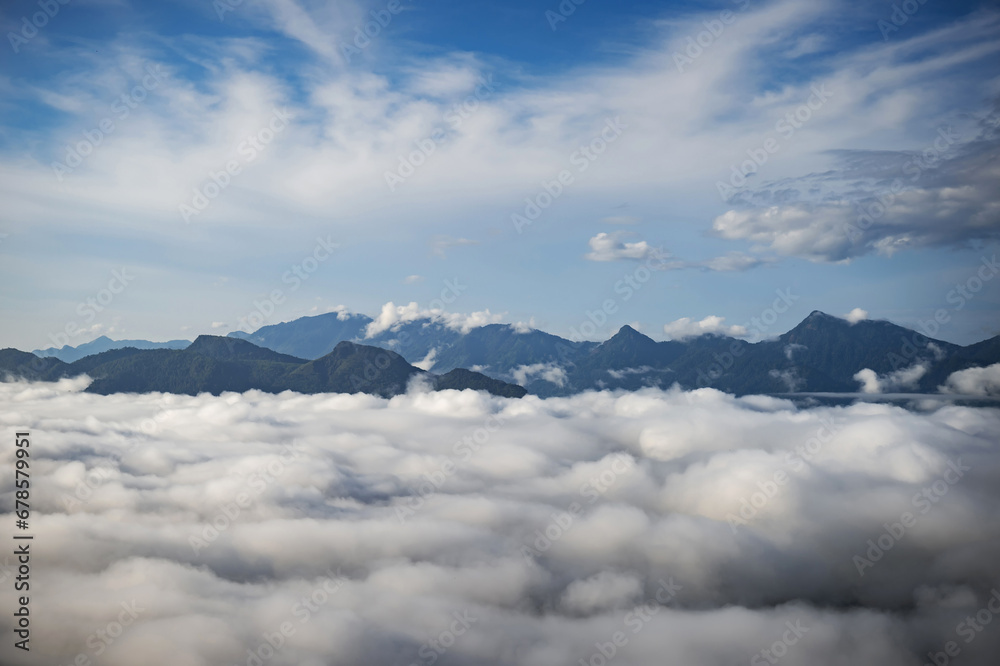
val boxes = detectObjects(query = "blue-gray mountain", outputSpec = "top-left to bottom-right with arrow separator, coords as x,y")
5,311 -> 997,397
33,335 -> 190,363
228,310 -> 1000,396
1,336 -> 527,399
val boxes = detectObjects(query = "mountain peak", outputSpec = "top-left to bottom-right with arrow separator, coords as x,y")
188,335 -> 304,363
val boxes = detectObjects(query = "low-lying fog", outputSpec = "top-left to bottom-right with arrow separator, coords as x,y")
2,378 -> 999,665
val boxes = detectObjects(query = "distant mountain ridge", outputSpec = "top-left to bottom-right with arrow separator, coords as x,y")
226,309 -> 999,397
6,310 -> 999,398
33,335 -> 190,363
2,336 -> 527,399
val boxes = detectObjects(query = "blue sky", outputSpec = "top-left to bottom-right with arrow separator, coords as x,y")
0,0 -> 998,350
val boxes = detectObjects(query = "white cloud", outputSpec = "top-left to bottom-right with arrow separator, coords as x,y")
211,321 -> 227,329
585,236 -> 764,272
941,363 -> 1000,396
559,571 -> 643,615
511,318 -> 535,334
403,275 -> 424,284
511,363 -> 567,387
853,362 -> 929,394
845,308 -> 869,324
431,235 -> 479,258
712,114 -> 1000,263
854,368 -> 882,394
699,252 -> 767,272
783,33 -> 827,59
663,315 -> 748,340
365,301 -> 504,337
2,380 -> 1000,665
784,343 -> 807,360
413,347 -> 438,371
585,232 -> 657,262
607,366 -> 653,379
5,3 -> 1000,349
769,368 -> 804,392
328,304 -> 353,320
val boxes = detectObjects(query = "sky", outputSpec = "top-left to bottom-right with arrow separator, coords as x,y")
0,0 -> 999,351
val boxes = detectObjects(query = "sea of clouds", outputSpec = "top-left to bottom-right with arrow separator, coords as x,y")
1,378 -> 999,666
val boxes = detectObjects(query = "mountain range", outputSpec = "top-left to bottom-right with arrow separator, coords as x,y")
228,309 -> 1000,396
1,335 -> 527,398
3,311 -> 998,398
33,335 -> 190,363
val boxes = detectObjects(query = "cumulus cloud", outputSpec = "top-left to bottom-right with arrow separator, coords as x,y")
1,380 -> 999,666
559,571 -> 643,616
414,348 -> 438,371
853,363 -> 929,394
712,108 -> 1000,263
853,368 -> 882,394
845,308 -> 869,324
585,232 -> 658,262
941,363 -> 1000,396
585,235 -> 765,273
364,301 -> 505,337
510,363 -> 567,388
329,304 -> 353,321
662,315 -> 748,340
511,319 -> 536,334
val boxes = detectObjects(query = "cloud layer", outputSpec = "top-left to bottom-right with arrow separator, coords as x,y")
2,380 -> 999,665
